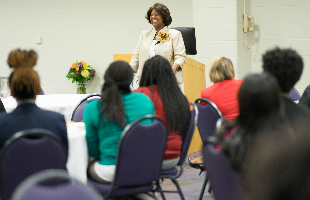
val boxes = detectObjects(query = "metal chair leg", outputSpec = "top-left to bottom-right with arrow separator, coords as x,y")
156,181 -> 166,200
208,184 -> 212,194
198,175 -> 209,200
170,178 -> 185,200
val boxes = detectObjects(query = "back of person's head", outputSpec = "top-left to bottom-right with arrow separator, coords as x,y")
209,57 -> 235,83
237,73 -> 284,129
262,47 -> 303,93
242,122 -> 310,200
7,49 -> 40,100
222,73 -> 284,171
140,55 -> 190,138
101,61 -> 133,127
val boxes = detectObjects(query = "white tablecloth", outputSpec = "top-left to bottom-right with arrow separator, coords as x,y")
66,122 -> 88,183
1,94 -> 91,121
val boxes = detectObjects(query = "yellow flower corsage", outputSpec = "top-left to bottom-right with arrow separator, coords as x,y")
158,31 -> 170,43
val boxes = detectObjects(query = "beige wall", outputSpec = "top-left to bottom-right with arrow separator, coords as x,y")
190,0 -> 251,87
250,0 -> 310,94
1,0 -> 310,95
0,0 -> 193,94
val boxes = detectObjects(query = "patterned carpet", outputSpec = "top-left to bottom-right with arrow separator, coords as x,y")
157,151 -> 215,200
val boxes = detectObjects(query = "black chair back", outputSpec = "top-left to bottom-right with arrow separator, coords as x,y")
158,103 -> 198,200
71,94 -> 101,122
171,27 -> 197,55
0,129 -> 67,200
11,169 -> 102,200
203,139 -> 245,200
88,115 -> 167,198
195,98 -> 223,142
113,115 -> 167,187
39,87 -> 45,95
289,88 -> 301,101
178,103 -> 198,166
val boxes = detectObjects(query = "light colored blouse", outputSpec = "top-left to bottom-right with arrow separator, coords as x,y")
149,40 -> 159,58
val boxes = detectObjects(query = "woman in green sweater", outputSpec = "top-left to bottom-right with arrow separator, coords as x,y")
84,61 -> 155,183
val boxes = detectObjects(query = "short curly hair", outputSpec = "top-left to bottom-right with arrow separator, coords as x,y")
262,47 -> 303,93
145,3 -> 172,26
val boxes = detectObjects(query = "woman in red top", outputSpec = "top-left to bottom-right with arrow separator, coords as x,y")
134,55 -> 190,170
189,57 -> 243,169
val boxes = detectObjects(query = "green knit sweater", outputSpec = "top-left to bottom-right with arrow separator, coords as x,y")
84,92 -> 155,165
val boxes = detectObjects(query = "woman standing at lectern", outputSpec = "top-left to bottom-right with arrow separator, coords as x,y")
130,3 -> 186,92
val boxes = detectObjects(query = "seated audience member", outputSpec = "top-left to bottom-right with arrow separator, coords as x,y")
201,57 -> 243,120
0,49 -> 68,152
84,61 -> 155,183
134,55 -> 190,170
262,47 -> 310,121
299,84 -> 310,109
218,73 -> 286,172
242,122 -> 310,200
189,57 -> 243,169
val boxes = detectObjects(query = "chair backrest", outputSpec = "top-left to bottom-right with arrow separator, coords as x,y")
289,88 -> 301,101
203,140 -> 245,200
0,129 -> 67,200
11,169 -> 102,200
171,27 -> 197,55
39,87 -> 45,95
195,98 -> 223,142
108,115 -> 167,196
71,94 -> 101,122
178,103 -> 198,166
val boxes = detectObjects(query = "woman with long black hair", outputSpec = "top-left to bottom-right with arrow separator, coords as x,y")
134,55 -> 190,170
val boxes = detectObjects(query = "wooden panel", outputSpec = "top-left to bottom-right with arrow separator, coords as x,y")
183,57 -> 205,154
183,57 -> 206,103
113,54 -> 205,154
113,54 -> 132,63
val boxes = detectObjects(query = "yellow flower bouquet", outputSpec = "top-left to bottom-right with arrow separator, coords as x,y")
66,61 -> 96,94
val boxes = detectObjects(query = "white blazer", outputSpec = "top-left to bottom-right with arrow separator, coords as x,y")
130,26 -> 186,84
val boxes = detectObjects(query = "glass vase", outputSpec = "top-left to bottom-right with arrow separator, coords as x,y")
77,83 -> 86,94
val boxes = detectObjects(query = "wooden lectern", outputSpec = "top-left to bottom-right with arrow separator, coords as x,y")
113,54 -> 205,154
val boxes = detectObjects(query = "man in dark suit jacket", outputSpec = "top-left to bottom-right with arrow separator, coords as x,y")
0,101 -> 68,153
